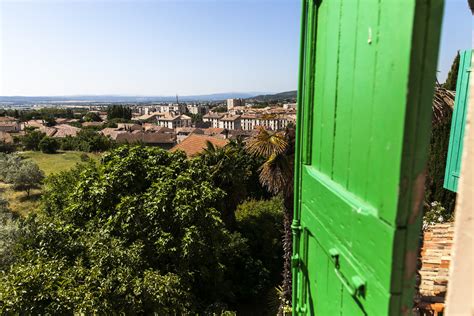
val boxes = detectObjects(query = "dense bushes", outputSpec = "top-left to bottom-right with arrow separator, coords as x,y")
0,147 -> 271,314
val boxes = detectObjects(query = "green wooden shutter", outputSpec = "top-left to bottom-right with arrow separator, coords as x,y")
293,0 -> 444,315
444,49 -> 472,192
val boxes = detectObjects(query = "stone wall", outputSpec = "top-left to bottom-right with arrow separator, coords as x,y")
417,222 -> 455,314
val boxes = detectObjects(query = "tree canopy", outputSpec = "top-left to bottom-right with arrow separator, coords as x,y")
107,105 -> 132,120
443,51 -> 460,90
0,146 -> 270,314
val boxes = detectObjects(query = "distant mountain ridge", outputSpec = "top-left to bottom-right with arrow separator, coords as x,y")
247,90 -> 297,101
0,92 -> 263,104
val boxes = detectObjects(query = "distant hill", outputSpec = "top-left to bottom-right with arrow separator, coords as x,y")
0,92 -> 263,104
247,90 -> 297,102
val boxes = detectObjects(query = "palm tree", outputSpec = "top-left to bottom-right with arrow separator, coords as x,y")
245,126 -> 295,312
200,139 -> 262,228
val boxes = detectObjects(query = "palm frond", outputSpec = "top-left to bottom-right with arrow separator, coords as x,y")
259,153 -> 292,194
245,127 -> 288,158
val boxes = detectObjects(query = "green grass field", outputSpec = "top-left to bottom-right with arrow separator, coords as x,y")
1,151 -> 101,216
20,151 -> 101,176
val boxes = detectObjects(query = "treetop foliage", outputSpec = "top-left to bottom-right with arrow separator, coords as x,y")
0,146 -> 270,314
107,105 -> 132,120
443,51 -> 460,90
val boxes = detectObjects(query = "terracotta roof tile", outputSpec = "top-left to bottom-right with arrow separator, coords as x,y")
170,134 -> 229,157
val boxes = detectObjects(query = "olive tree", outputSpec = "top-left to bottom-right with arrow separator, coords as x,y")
8,160 -> 44,196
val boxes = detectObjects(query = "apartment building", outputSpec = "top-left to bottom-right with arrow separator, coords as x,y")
203,113 -> 224,128
187,104 -> 210,115
156,113 -> 192,129
218,115 -> 241,130
226,98 -> 245,109
240,114 -> 287,131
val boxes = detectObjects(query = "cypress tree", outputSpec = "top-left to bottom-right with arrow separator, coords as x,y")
443,51 -> 460,91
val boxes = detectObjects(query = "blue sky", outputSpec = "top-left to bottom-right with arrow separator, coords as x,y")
0,0 -> 471,96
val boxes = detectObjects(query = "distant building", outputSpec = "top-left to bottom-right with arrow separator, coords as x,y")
240,114 -> 287,131
153,103 -> 187,114
132,112 -> 165,123
227,98 -> 245,109
203,113 -> 224,128
156,113 -> 192,129
283,103 -> 297,110
117,123 -> 142,131
218,115 -> 241,130
0,117 -> 20,132
187,104 -> 210,115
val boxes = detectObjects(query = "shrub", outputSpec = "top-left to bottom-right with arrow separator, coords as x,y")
39,137 -> 60,154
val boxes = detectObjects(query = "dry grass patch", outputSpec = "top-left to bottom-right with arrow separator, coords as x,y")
0,182 -> 41,217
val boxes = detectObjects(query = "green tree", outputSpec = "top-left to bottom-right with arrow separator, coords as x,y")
0,146 -> 262,313
198,140 -> 267,227
0,153 -> 23,182
107,105 -> 132,120
8,160 -> 44,196
443,51 -> 460,90
83,112 -> 102,122
19,130 -> 46,151
235,197 -> 284,290
39,137 -> 60,154
245,126 -> 295,310
43,116 -> 56,127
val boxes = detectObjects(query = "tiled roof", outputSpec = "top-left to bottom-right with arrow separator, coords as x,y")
101,128 -> 120,139
115,131 -> 175,144
170,134 -> 229,157
38,126 -> 58,137
203,113 -> 224,119
52,124 -> 81,138
133,112 -> 164,121
157,113 -> 182,121
0,122 -> 18,127
221,115 -> 241,121
82,122 -> 104,127
0,116 -> 17,122
24,120 -> 45,128
202,128 -> 227,135
176,127 -> 203,135
143,124 -> 174,133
